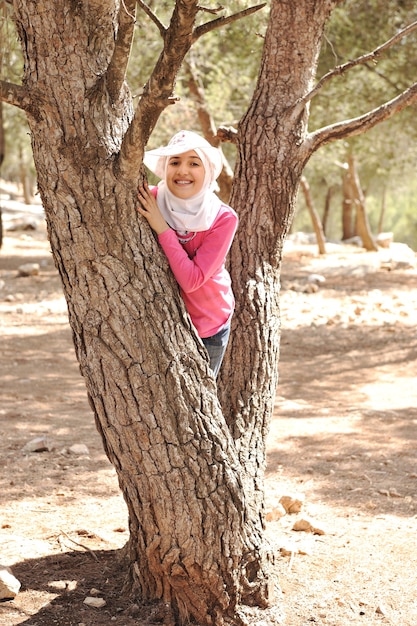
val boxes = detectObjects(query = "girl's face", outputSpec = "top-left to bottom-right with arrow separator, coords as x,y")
166,150 -> 206,199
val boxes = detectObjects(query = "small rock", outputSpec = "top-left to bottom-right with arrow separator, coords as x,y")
89,587 -> 102,596
265,504 -> 286,521
17,262 -> 40,277
307,273 -> 326,284
292,517 -> 326,535
376,603 -> 389,616
378,488 -> 403,498
22,435 -> 51,453
49,579 -> 77,591
388,488 -> 402,498
279,494 -> 305,514
0,565 -> 21,600
7,218 -> 38,232
303,282 -> 319,293
68,444 -> 90,456
83,596 -> 106,608
292,518 -> 314,533
376,232 -> 393,248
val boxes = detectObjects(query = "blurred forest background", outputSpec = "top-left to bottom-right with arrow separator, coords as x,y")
1,0 -> 417,249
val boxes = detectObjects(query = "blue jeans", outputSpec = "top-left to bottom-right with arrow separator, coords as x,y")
201,323 -> 231,378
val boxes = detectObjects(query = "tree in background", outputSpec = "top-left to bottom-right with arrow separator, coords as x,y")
296,0 -> 417,243
1,2 -> 417,625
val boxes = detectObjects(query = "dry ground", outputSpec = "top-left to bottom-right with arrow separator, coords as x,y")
0,215 -> 416,625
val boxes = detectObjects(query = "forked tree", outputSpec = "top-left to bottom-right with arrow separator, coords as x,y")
1,1 -> 417,624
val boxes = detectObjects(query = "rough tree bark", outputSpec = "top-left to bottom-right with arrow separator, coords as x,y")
218,0 -> 335,524
4,2 -> 272,625
3,1 -> 417,624
218,0 -> 417,526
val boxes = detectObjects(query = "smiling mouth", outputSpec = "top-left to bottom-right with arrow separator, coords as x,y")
174,180 -> 193,185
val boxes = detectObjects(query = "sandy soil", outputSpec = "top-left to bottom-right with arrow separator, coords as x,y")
0,213 -> 416,626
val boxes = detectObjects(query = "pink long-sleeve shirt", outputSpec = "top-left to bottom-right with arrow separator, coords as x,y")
157,203 -> 238,338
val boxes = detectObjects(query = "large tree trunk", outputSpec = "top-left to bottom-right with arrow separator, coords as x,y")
11,0 -> 414,623
13,2 -> 273,624
218,0 -> 335,518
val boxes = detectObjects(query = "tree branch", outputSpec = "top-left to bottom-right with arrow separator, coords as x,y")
193,3 -> 266,42
300,20 -> 417,109
106,0 -> 137,103
116,1 -> 266,182
136,0 -> 166,36
116,1 -> 200,181
184,59 -> 234,201
217,126 -> 238,144
0,80 -> 39,116
306,81 -> 417,155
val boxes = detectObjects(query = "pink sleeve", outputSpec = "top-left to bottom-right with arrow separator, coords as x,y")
158,210 -> 238,293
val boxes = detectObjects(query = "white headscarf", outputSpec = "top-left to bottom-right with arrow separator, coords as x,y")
144,130 -> 223,234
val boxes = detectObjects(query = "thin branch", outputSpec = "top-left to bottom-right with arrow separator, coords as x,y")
116,1 -> 265,181
184,59 -> 234,201
193,3 -> 266,42
106,0 -> 137,102
59,530 -> 99,561
300,20 -> 417,109
217,125 -> 238,145
116,0 -> 200,181
198,5 -> 225,16
184,60 -> 218,142
0,79 -> 40,116
363,62 -> 402,92
306,81 -> 417,155
136,0 -> 166,36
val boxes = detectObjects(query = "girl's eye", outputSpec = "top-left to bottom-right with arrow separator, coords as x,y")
167,158 -> 202,167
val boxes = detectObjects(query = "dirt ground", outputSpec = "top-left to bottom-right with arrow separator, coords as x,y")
0,211 -> 416,626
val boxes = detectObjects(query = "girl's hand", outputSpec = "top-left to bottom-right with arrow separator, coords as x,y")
137,182 -> 169,235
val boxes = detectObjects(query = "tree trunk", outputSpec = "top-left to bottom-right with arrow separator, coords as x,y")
348,154 -> 378,251
377,185 -> 386,234
11,0 -> 411,623
340,163 -> 355,240
12,2 -> 273,624
185,60 -> 234,203
0,101 -> 4,168
0,101 -> 4,249
322,184 -> 336,236
300,175 -> 327,254
18,146 -> 33,204
218,0 -> 335,518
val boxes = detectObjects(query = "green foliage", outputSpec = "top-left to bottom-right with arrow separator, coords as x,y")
295,0 -> 417,249
2,0 -> 417,248
0,3 -> 34,185
129,2 -> 267,148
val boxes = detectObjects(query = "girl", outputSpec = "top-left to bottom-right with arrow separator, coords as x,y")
137,130 -> 238,378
